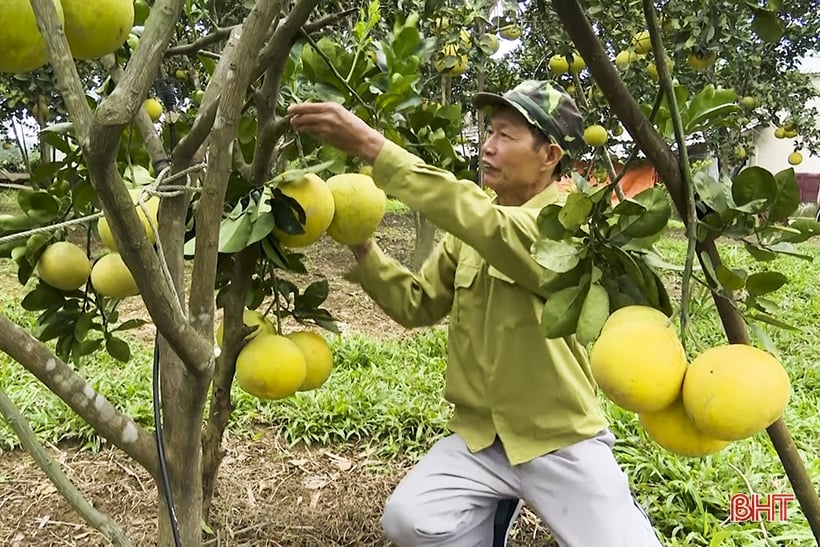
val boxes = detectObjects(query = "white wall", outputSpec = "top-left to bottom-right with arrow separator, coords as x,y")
752,73 -> 820,174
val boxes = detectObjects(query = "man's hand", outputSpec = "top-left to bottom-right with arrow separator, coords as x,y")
348,240 -> 372,262
287,102 -> 386,164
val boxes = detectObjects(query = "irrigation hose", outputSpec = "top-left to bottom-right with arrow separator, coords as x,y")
152,75 -> 183,547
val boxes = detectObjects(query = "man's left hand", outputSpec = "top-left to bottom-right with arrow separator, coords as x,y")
287,102 -> 386,164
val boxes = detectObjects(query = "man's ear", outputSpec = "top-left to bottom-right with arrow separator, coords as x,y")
542,143 -> 565,171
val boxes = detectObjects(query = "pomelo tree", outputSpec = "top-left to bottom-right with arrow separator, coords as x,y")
0,0 -> 474,545
0,0 -> 818,546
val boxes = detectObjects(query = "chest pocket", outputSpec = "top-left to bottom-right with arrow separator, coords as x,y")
451,261 -> 480,325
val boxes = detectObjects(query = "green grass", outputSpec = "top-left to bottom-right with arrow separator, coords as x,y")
0,235 -> 819,545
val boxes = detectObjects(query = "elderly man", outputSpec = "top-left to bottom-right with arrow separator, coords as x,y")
287,80 -> 662,547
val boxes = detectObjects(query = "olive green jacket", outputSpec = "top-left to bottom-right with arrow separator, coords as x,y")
346,140 -> 608,465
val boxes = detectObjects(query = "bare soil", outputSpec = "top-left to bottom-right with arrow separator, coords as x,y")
0,210 -> 555,546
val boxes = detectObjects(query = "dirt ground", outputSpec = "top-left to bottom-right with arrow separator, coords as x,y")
0,210 -> 556,546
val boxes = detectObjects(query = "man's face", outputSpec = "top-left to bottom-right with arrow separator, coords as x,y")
480,107 -> 553,198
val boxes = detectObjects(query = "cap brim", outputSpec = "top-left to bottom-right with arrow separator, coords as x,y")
472,92 -> 512,112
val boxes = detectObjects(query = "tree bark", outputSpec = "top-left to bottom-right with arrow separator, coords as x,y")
0,316 -> 158,476
0,388 -> 133,547
551,0 -> 820,541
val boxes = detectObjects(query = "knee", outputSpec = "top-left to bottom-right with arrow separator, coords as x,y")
381,492 -> 453,547
381,493 -> 421,546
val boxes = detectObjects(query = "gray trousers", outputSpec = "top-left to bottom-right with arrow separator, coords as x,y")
381,429 -> 663,547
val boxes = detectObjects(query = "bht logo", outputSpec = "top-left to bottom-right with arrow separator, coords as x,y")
729,493 -> 795,522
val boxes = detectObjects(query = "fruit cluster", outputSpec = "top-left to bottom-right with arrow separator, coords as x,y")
589,306 -> 792,457
0,0 -> 134,74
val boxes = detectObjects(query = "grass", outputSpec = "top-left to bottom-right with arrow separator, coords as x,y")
0,234 -> 819,546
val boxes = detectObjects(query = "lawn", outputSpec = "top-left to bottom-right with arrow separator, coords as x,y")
0,200 -> 817,545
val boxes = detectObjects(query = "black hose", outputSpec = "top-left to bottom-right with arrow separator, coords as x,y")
151,73 -> 183,547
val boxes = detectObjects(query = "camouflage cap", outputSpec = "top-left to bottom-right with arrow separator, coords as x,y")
473,80 -> 585,156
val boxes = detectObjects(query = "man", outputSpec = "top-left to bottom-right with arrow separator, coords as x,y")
287,80 -> 662,547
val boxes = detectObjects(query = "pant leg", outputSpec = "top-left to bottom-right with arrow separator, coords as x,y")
518,428 -> 662,547
381,434 -> 520,547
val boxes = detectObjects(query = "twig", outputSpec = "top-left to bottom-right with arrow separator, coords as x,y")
642,0 -> 698,351
298,30 -> 377,119
0,387 -> 133,547
166,26 -> 238,56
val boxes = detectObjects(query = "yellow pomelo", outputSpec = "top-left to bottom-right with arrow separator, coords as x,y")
98,189 -> 160,251
639,397 -> 730,457
687,50 -> 717,70
326,173 -> 386,245
788,152 -> 803,166
90,252 -> 140,299
583,125 -> 608,147
270,172 -> 335,248
37,241 -> 91,291
590,321 -> 687,413
632,31 -> 652,55
143,98 -> 163,122
61,0 -> 134,60
682,344 -> 791,441
235,334 -> 307,400
434,44 -> 468,77
499,24 -> 521,40
288,331 -> 334,391
548,55 -> 569,75
601,305 -> 671,334
0,0 -> 64,74
567,54 -> 585,74
215,308 -> 275,348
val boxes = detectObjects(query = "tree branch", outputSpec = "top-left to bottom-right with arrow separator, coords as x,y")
187,0 -> 282,338
0,387 -> 133,547
165,26 -> 238,57
0,316 -> 158,477
254,0 -> 323,82
302,8 -> 357,34
201,246 -> 258,518
33,0 -> 214,375
551,0 -> 820,539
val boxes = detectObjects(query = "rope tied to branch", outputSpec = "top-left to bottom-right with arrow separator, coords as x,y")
0,163 -> 208,320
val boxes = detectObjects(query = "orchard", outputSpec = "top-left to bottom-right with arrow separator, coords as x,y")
0,0 -> 819,546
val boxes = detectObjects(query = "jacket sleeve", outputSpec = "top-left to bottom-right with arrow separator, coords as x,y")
372,139 -> 552,297
344,233 -> 460,329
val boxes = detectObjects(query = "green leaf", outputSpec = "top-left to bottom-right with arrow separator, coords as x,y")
743,241 -> 778,262
111,318 -> 149,332
732,166 -> 777,210
746,271 -> 787,297
752,9 -> 785,43
105,336 -> 131,363
540,275 -> 590,339
537,204 -> 569,240
21,284 -> 65,311
218,204 -> 254,253
782,218 -> 820,243
715,265 -> 747,290
693,171 -> 730,215
74,312 -> 95,342
531,239 -> 583,273
684,86 -> 740,133
558,193 -> 593,232
769,168 -> 801,221
612,198 -> 647,216
296,279 -> 330,310
575,282 -> 610,345
617,187 -> 671,238
72,338 -> 103,359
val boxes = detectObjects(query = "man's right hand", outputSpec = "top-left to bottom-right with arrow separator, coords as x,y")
349,240 -> 373,262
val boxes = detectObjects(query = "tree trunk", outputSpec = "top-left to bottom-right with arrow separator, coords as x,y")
413,211 -> 436,271
156,339 -> 211,547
